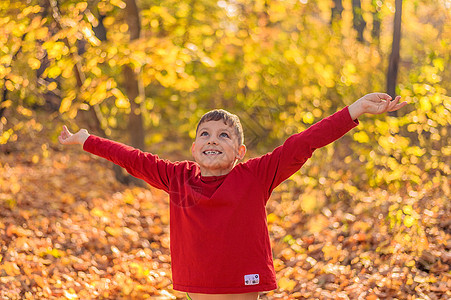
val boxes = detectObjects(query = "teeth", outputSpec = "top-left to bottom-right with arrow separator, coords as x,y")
204,150 -> 220,155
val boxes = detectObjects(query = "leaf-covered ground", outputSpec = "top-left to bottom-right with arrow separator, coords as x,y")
1,126 -> 450,299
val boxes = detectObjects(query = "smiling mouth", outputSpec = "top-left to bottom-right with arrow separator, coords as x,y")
203,150 -> 222,155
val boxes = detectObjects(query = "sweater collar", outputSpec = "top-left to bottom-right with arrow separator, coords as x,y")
200,173 -> 228,182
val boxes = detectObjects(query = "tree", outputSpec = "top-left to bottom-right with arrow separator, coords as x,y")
371,0 -> 381,43
331,0 -> 344,25
387,0 -> 403,111
124,0 -> 145,150
352,0 -> 366,42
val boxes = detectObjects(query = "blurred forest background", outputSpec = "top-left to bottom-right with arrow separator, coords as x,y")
0,0 -> 450,299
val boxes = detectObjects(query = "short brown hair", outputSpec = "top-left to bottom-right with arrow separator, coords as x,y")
196,109 -> 244,145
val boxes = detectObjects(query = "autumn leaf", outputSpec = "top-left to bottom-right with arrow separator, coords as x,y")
278,277 -> 297,292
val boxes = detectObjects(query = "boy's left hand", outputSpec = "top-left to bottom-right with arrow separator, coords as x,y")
349,93 -> 407,120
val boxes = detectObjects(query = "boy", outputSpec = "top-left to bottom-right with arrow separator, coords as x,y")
59,93 -> 406,300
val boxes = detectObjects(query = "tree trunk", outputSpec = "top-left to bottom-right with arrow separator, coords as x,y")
371,0 -> 381,43
124,0 -> 145,150
352,0 -> 366,43
387,0 -> 402,116
112,0 -> 146,186
85,3 -> 142,185
92,14 -> 107,42
124,65 -> 145,150
36,1 -> 60,112
331,0 -> 344,25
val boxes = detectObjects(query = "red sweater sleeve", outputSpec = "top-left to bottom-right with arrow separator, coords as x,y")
245,106 -> 358,199
83,135 -> 174,192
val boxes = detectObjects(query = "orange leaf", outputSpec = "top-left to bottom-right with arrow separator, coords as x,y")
366,294 -> 379,300
1,262 -> 21,276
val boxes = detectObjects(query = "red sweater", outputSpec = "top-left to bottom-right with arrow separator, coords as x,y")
83,107 -> 358,294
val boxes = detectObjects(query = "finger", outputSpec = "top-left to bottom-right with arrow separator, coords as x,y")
59,127 -> 69,141
389,101 -> 408,112
382,97 -> 391,112
388,96 -> 401,110
62,125 -> 72,139
63,125 -> 71,136
377,93 -> 392,101
387,97 -> 400,110
391,96 -> 401,104
60,126 -> 66,138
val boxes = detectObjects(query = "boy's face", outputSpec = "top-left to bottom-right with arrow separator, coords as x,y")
191,120 -> 246,177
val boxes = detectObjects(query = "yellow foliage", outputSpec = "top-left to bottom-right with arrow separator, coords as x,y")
403,215 -> 415,228
300,193 -> 316,213
278,277 -> 297,291
353,131 -> 369,143
105,226 -> 121,237
64,289 -> 78,300
307,214 -> 329,233
267,213 -> 279,224
59,91 -> 75,114
0,129 -> 13,144
90,207 -> 105,218
27,57 -> 41,69
46,65 -> 62,78
302,112 -> 314,124
35,27 -> 48,40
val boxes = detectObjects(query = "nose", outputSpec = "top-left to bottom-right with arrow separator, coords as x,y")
207,135 -> 218,145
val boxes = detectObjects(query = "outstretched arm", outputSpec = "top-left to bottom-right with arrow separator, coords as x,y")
348,93 -> 407,120
58,126 -> 90,146
59,127 -> 174,192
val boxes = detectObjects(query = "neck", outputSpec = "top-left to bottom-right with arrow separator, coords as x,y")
199,162 -> 237,177
200,167 -> 232,177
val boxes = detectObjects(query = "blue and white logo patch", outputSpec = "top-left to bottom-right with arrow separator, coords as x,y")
244,274 -> 259,285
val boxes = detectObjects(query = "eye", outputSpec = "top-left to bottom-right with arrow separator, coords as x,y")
220,132 -> 230,138
200,131 -> 208,137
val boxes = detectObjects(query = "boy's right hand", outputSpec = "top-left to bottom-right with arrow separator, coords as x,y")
58,126 -> 90,145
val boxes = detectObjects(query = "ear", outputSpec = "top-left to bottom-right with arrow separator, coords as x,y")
236,144 -> 247,160
191,142 -> 196,157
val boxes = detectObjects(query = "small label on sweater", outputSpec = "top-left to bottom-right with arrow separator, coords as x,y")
244,274 -> 259,285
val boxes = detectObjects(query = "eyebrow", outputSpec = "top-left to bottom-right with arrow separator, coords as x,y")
199,124 -> 231,130
198,126 -> 233,134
